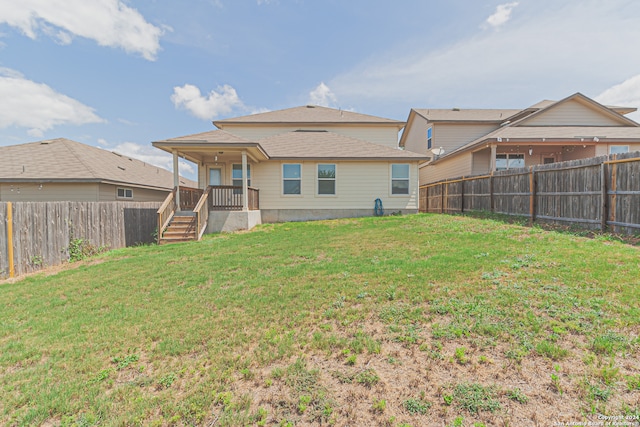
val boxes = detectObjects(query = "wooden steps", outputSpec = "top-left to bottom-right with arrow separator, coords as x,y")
159,215 -> 197,244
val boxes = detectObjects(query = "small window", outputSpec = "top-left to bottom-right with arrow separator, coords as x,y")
391,164 -> 410,195
232,164 -> 251,187
317,164 -> 336,195
117,187 -> 133,199
610,145 -> 629,154
427,127 -> 433,150
283,164 -> 301,195
496,154 -> 524,171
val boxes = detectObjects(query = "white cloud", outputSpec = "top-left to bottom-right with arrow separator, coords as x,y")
100,140 -> 196,177
171,84 -> 246,120
309,82 -> 338,107
0,68 -> 104,135
596,74 -> 640,122
329,0 -> 640,110
0,0 -> 164,60
485,2 -> 519,29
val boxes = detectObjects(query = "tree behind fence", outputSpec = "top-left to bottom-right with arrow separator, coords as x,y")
1,201 -> 161,279
419,152 -> 640,235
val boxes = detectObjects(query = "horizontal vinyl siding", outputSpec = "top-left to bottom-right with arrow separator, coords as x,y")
522,100 -> 625,126
253,161 -> 418,210
97,183 -> 170,202
434,123 -> 499,154
221,125 -> 401,148
421,154 -> 472,184
403,115 -> 429,155
0,182 -> 99,201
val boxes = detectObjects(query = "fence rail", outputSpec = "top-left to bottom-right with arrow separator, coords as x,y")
419,152 -> 640,235
1,201 -> 161,279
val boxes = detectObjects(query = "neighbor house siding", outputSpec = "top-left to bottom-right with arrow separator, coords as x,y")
402,115 -> 429,155
420,154 -> 472,184
471,149 -> 491,175
521,100 -> 626,127
220,125 -> 401,148
432,123 -> 500,154
0,182 -> 99,201
253,161 -> 418,210
97,183 -> 170,202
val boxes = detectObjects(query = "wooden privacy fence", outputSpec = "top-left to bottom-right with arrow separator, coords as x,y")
419,152 -> 640,234
1,201 -> 161,279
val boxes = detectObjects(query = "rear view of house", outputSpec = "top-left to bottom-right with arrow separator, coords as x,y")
153,105 -> 427,240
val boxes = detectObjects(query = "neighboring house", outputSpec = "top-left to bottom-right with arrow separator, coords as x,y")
400,93 -> 640,184
152,105 -> 427,236
0,138 -> 195,202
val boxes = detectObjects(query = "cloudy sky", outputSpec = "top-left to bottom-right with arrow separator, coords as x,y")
1,0 -> 639,179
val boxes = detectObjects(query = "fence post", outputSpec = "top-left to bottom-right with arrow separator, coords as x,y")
441,182 -> 445,214
610,158 -> 618,230
460,177 -> 465,213
529,167 -> 536,225
489,172 -> 495,212
7,202 -> 14,278
601,162 -> 608,231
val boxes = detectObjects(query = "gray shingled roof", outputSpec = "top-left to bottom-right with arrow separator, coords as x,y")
413,108 -> 522,122
257,130 -> 427,160
0,138 -> 195,189
214,105 -> 405,126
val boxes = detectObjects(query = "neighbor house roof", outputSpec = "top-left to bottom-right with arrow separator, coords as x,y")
413,108 -> 522,123
214,105 -> 405,127
0,138 -> 195,189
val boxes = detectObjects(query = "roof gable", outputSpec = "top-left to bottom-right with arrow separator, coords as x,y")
213,105 -> 404,127
514,93 -> 639,127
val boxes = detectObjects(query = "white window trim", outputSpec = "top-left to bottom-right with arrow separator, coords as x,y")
282,163 -> 303,196
495,153 -> 525,171
390,163 -> 410,197
231,163 -> 251,187
316,163 -> 337,197
116,187 -> 133,199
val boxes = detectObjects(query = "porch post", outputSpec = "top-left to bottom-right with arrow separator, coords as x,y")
242,150 -> 249,211
489,144 -> 497,172
173,149 -> 181,210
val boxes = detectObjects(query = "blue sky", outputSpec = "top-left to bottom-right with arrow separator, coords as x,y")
1,0 -> 640,180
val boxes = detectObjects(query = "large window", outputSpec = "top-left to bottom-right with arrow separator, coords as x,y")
117,187 -> 133,199
495,154 -> 525,171
283,164 -> 301,195
427,127 -> 433,150
391,164 -> 410,195
232,164 -> 251,187
610,145 -> 629,154
317,164 -> 336,195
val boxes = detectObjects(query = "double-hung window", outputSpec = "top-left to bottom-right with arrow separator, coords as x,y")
391,164 -> 410,195
427,127 -> 433,150
232,164 -> 251,194
283,164 -> 301,195
317,164 -> 336,195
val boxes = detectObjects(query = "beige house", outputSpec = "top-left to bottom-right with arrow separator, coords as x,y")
152,105 -> 427,240
400,93 -> 640,184
0,138 -> 195,202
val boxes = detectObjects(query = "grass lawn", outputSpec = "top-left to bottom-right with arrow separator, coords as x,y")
1,213 -> 639,426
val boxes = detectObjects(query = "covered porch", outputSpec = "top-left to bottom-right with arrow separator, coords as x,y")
152,131 -> 268,243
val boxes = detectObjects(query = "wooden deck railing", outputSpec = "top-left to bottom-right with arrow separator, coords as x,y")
193,186 -> 212,240
179,186 -> 204,211
209,186 -> 260,211
156,188 -> 176,244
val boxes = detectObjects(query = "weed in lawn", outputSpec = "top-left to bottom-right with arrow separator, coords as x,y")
372,398 -> 386,413
592,332 -> 629,355
158,373 -> 176,389
355,369 -> 380,387
403,397 -> 431,415
451,383 -> 501,414
536,340 -> 569,360
454,347 -> 469,365
625,374 -> 640,391
112,354 -> 139,370
506,388 -> 529,404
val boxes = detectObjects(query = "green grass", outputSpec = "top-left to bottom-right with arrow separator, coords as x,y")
1,213 -> 639,425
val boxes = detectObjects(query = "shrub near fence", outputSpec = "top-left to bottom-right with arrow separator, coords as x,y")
0,201 -> 161,279
419,152 -> 640,235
